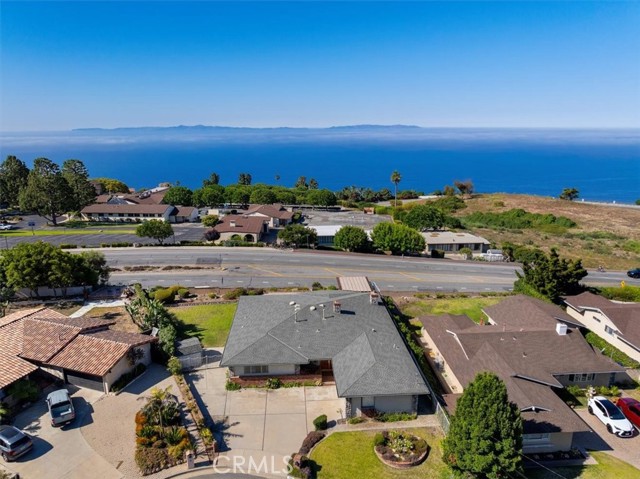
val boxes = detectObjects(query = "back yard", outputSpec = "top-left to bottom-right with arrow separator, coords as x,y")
395,293 -> 508,324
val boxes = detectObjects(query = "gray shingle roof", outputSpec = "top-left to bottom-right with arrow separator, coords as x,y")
221,292 -> 430,397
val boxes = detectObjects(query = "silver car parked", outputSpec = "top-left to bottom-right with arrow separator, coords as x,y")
46,389 -> 75,427
0,425 -> 33,461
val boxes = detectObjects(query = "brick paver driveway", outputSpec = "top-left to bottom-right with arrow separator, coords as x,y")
574,407 -> 640,468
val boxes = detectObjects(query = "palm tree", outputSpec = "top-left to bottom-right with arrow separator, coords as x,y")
390,170 -> 401,207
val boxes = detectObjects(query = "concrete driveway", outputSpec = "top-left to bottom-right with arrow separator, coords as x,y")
187,349 -> 345,477
1,386 -> 122,479
574,407 -> 640,468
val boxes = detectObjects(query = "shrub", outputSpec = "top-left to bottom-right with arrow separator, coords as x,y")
59,243 -> 78,249
207,292 -> 218,299
431,249 -> 445,259
299,431 -> 325,454
155,288 -> 176,304
111,363 -> 147,392
223,287 -> 264,300
313,414 -> 328,431
462,208 -> 576,230
566,385 -> 585,397
225,380 -> 241,391
311,281 -> 323,290
266,378 -> 282,389
348,416 -> 365,425
167,356 -> 182,376
376,412 -> 417,422
585,332 -> 640,368
135,447 -> 171,475
373,432 -> 386,447
177,288 -> 190,299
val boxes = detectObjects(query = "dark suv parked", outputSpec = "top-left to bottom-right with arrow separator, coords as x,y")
628,268 -> 640,279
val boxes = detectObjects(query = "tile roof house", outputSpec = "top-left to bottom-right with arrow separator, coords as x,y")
220,291 -> 432,417
213,214 -> 268,243
419,295 -> 626,453
564,292 -> 640,363
80,203 -> 198,223
0,308 -> 156,396
244,204 -> 294,228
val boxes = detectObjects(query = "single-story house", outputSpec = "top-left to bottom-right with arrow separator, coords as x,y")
564,292 -> 640,364
311,225 -> 372,247
0,307 -> 156,395
421,231 -> 490,254
419,295 -> 626,453
81,204 -> 174,222
94,185 -> 169,205
220,291 -> 432,417
213,214 -> 268,243
244,204 -> 294,228
80,204 -> 198,223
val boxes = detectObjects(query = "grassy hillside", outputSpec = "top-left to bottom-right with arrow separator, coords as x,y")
451,194 -> 640,269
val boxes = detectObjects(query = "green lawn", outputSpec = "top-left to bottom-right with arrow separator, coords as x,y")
400,295 -> 506,323
0,228 -> 136,237
526,451 -> 640,479
170,303 -> 237,347
310,428 -> 449,479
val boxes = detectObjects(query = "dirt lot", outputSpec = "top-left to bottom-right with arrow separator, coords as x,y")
451,194 -> 640,269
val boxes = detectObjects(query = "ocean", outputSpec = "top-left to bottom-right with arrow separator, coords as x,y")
1,127 -> 639,203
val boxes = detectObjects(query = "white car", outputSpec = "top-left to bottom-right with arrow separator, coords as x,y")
588,395 -> 635,437
0,224 -> 15,230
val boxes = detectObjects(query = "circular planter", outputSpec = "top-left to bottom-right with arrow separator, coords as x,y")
374,436 -> 429,469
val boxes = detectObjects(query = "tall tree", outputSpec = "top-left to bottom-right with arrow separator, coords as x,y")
19,158 -> 72,225
295,176 -> 308,189
370,222 -> 425,255
62,159 -> 97,212
559,187 -> 579,201
192,185 -> 225,208
306,189 -> 337,207
390,170 -> 401,207
454,180 -> 475,197
135,220 -> 174,245
514,248 -> 587,303
278,224 -> 317,248
202,172 -> 220,186
162,186 -> 193,206
443,372 -> 523,479
92,177 -> 130,194
334,226 -> 369,252
238,172 -> 252,185
308,178 -> 319,190
0,155 -> 30,207
403,205 -> 446,231
250,187 -> 277,204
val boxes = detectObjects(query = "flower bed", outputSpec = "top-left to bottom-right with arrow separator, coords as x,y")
134,386 -> 193,475
228,374 -> 322,389
373,430 -> 429,469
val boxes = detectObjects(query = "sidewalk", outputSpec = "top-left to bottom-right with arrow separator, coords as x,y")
69,299 -> 125,317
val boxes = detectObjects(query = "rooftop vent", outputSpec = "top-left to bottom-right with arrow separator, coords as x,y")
333,301 -> 341,314
229,220 -> 236,227
369,292 -> 380,304
556,323 -> 568,336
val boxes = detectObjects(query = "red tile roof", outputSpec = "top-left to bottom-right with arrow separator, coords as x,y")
0,354 -> 38,390
47,331 -> 156,376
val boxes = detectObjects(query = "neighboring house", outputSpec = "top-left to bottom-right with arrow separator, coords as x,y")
564,292 -> 640,364
175,337 -> 203,369
244,204 -> 294,228
81,204 -> 174,222
312,225 -> 344,247
220,291 -> 432,418
419,295 -> 626,453
336,276 -> 373,292
0,308 -> 156,395
94,185 -> 169,205
421,231 -> 490,254
80,204 -> 198,223
213,215 -> 267,243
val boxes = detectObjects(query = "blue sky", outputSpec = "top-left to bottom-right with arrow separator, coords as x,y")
1,1 -> 639,131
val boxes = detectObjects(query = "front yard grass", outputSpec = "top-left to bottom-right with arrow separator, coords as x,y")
400,295 -> 507,323
170,303 -> 237,347
310,428 -> 449,479
526,451 -> 640,479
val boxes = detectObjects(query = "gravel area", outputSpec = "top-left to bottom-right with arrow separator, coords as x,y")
80,363 -> 203,478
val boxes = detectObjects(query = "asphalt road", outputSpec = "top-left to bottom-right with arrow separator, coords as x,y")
99,247 -> 637,293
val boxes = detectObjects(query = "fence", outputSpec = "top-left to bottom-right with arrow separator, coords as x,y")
435,400 -> 450,434
179,350 -> 223,371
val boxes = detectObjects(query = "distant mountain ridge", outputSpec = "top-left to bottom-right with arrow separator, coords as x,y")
72,124 -> 423,133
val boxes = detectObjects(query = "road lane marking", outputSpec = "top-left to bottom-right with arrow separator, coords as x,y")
247,264 -> 284,277
400,272 -> 423,281
324,267 -> 343,276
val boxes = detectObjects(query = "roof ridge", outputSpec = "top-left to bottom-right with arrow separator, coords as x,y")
336,333 -> 377,395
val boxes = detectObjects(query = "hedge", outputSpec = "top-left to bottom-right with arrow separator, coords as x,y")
585,332 -> 640,368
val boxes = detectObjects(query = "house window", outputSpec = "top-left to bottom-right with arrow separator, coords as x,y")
604,326 -> 614,336
244,365 -> 268,375
362,396 -> 375,408
523,433 -> 550,444
568,373 -> 595,382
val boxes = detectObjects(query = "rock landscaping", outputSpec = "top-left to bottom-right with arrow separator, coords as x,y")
373,430 -> 429,469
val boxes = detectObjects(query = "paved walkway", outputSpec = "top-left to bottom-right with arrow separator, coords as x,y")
69,299 -> 125,318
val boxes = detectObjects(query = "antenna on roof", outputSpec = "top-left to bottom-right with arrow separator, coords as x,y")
319,304 -> 326,320
291,302 -> 301,322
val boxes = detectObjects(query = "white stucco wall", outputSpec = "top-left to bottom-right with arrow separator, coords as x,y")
566,307 -> 640,363
103,343 -> 151,392
351,395 -> 416,416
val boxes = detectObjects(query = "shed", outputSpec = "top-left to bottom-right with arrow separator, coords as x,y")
176,337 -> 203,369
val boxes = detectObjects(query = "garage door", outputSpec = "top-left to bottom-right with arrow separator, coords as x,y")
65,371 -> 104,392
